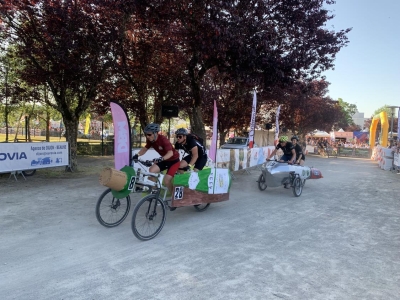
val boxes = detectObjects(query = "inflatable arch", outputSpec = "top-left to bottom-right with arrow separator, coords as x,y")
369,111 -> 389,148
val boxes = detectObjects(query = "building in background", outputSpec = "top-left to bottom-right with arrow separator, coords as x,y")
352,112 -> 365,129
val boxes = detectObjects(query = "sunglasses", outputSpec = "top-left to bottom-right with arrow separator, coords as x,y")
176,135 -> 184,139
146,133 -> 153,137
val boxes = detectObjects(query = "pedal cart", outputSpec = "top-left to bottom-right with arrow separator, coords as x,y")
96,159 -> 231,241
257,159 -> 323,197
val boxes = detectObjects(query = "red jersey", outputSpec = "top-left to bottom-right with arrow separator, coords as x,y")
145,134 -> 180,161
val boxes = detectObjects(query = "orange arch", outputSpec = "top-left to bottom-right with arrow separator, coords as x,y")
369,111 -> 389,148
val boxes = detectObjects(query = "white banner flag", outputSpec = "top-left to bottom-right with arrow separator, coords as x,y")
274,105 -> 281,145
248,90 -> 257,148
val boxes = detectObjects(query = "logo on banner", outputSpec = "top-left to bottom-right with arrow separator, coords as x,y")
0,152 -> 27,161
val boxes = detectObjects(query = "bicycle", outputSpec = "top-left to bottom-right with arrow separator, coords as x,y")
95,159 -> 212,240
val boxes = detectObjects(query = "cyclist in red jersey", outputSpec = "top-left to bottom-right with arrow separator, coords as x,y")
133,123 -> 180,196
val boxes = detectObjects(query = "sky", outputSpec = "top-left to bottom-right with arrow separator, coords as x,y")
323,0 -> 400,118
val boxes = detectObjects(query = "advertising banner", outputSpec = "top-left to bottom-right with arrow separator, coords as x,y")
0,142 -> 69,172
110,101 -> 131,170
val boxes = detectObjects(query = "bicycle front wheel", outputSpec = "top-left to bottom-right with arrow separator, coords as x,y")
96,188 -> 131,227
258,173 -> 267,190
131,195 -> 166,241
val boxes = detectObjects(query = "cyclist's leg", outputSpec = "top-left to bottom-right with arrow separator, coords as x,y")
194,155 -> 207,171
178,156 -> 191,174
280,154 -> 290,162
163,160 -> 180,195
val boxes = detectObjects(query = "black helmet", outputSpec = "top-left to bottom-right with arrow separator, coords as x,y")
175,128 -> 188,135
291,136 -> 299,141
144,123 -> 160,133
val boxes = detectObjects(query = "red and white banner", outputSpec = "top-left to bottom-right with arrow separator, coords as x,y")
209,100 -> 218,162
248,90 -> 257,148
110,101 -> 131,170
274,105 -> 281,145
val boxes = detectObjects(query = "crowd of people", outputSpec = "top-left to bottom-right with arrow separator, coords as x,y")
307,137 -> 370,149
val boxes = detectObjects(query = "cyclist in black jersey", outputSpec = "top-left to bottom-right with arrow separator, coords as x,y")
174,128 -> 208,173
291,136 -> 305,166
267,136 -> 296,163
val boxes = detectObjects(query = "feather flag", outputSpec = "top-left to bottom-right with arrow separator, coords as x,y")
209,100 -> 218,162
248,90 -> 257,148
110,101 -> 132,170
274,105 -> 281,145
398,107 -> 400,136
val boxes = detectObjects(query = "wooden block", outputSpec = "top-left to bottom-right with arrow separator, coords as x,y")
171,186 -> 229,208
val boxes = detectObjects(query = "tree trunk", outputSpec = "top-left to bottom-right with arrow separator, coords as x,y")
45,111 -> 50,142
219,131 -> 228,146
190,106 -> 206,142
63,118 -> 79,171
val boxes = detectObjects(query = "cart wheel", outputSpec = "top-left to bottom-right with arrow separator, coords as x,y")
292,177 -> 303,197
257,174 -> 267,191
22,169 -> 36,176
194,203 -> 210,212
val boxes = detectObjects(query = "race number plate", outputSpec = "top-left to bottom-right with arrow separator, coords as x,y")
127,176 -> 136,191
174,186 -> 184,200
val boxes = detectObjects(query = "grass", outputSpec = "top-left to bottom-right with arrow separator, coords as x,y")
0,133 -> 105,144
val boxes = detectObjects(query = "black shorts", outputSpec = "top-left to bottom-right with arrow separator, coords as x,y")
182,154 -> 208,170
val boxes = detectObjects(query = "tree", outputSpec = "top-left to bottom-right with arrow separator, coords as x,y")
335,98 -> 358,129
0,0 -> 122,169
134,0 -> 351,141
260,80 -> 344,137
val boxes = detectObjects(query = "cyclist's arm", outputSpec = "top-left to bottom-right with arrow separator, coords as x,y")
189,146 -> 199,166
163,149 -> 174,161
136,147 -> 148,156
289,149 -> 296,163
267,149 -> 277,159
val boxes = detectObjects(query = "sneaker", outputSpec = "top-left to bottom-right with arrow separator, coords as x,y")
283,184 -> 290,189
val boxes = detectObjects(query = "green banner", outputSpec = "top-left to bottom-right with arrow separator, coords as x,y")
173,168 -> 231,194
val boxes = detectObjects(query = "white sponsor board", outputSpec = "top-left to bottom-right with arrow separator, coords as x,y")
0,142 -> 69,172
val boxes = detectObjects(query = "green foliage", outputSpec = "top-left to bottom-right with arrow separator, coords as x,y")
336,98 -> 358,129
372,105 -> 392,117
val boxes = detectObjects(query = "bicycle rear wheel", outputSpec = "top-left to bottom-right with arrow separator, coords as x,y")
96,188 -> 131,227
131,195 -> 166,241
194,203 -> 210,212
292,177 -> 303,197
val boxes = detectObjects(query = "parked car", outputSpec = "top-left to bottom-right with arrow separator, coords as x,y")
220,137 -> 257,149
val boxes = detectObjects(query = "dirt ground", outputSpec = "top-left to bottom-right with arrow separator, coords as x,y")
1,155 -> 400,300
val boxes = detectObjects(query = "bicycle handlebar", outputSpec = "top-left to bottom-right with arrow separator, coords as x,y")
132,158 -> 153,168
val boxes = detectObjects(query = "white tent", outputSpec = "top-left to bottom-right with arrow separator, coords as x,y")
311,130 -> 331,138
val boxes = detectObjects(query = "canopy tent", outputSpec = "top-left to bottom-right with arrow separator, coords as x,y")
310,130 -> 331,138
